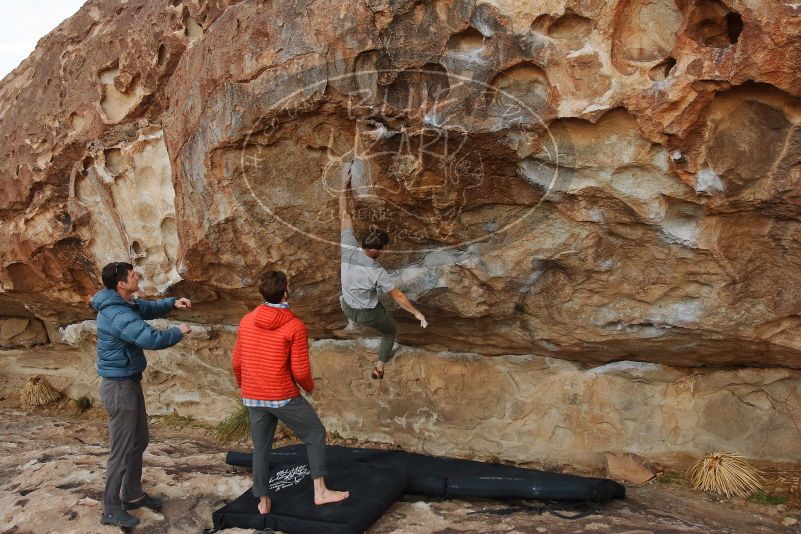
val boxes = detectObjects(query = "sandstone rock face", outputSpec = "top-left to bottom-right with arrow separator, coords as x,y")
0,0 -> 801,368
308,340 -> 801,466
2,0 -> 801,367
1,0 -> 801,466
57,320 -> 240,422
0,317 -> 48,349
3,325 -> 799,466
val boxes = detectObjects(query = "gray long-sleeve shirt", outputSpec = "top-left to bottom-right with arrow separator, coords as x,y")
340,229 -> 395,309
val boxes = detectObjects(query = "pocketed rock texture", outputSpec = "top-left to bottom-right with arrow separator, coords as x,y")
2,0 -> 801,465
1,0 -> 801,368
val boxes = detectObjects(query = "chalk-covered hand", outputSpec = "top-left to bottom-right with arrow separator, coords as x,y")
177,323 -> 192,335
174,297 -> 192,309
415,312 -> 428,328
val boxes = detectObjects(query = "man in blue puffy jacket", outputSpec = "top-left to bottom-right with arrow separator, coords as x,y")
92,261 -> 192,528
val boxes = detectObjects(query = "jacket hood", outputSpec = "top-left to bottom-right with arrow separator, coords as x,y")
91,288 -> 131,311
254,305 -> 295,330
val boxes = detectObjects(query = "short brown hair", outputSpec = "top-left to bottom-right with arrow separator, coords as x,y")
101,262 -> 133,290
258,270 -> 288,303
362,228 -> 389,250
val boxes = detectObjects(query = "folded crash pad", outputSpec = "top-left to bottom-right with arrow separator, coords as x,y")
226,445 -> 625,502
212,459 -> 407,534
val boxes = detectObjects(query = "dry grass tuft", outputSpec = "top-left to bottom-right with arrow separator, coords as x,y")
687,452 -> 764,498
20,376 -> 61,407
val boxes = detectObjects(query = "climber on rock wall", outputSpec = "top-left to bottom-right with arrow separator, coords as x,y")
339,161 -> 428,380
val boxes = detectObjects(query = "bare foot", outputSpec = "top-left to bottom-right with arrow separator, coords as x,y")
258,496 -> 271,515
314,489 -> 350,505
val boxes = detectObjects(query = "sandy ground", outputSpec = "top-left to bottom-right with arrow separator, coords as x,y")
0,402 -> 799,534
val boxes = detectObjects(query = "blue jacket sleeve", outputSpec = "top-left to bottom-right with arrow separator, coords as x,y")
136,297 -> 177,320
114,311 -> 184,350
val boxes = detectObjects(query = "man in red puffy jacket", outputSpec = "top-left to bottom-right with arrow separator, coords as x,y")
232,270 -> 349,514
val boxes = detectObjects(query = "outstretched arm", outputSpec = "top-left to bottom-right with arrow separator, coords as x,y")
136,297 -> 177,320
115,315 -> 185,350
339,162 -> 353,232
388,288 -> 428,328
136,297 -> 191,320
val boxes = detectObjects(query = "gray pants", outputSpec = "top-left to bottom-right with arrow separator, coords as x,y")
248,396 -> 327,497
99,378 -> 148,514
341,299 -> 398,362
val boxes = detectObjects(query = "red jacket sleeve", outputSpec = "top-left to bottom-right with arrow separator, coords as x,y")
289,320 -> 314,394
232,330 -> 243,389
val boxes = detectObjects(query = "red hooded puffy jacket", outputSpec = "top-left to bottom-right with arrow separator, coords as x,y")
232,305 -> 314,400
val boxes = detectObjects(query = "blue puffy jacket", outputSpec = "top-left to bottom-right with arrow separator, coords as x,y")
91,289 -> 184,378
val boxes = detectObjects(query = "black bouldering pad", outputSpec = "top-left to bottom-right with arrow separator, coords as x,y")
212,459 -> 407,534
226,445 -> 387,469
226,445 -> 625,502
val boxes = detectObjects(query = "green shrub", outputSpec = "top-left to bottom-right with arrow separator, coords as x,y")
214,402 -> 250,444
749,491 -> 789,505
76,396 -> 92,410
657,471 -> 684,485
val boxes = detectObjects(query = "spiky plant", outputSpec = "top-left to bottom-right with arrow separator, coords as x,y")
687,452 -> 764,498
20,376 -> 61,407
213,402 -> 250,444
76,396 -> 92,410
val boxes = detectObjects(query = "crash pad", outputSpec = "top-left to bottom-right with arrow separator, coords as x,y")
212,459 -> 407,534
226,445 -> 625,502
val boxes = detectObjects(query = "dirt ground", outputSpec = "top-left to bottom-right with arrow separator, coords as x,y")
0,397 -> 799,534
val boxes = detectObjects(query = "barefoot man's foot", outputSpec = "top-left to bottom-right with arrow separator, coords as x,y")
258,496 -> 271,515
314,488 -> 350,505
313,477 -> 349,505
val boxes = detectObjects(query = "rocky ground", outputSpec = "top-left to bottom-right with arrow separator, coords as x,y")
0,402 -> 799,534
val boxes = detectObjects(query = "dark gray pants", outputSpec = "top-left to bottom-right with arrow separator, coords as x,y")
99,378 -> 148,514
248,396 -> 327,497
341,299 -> 398,362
